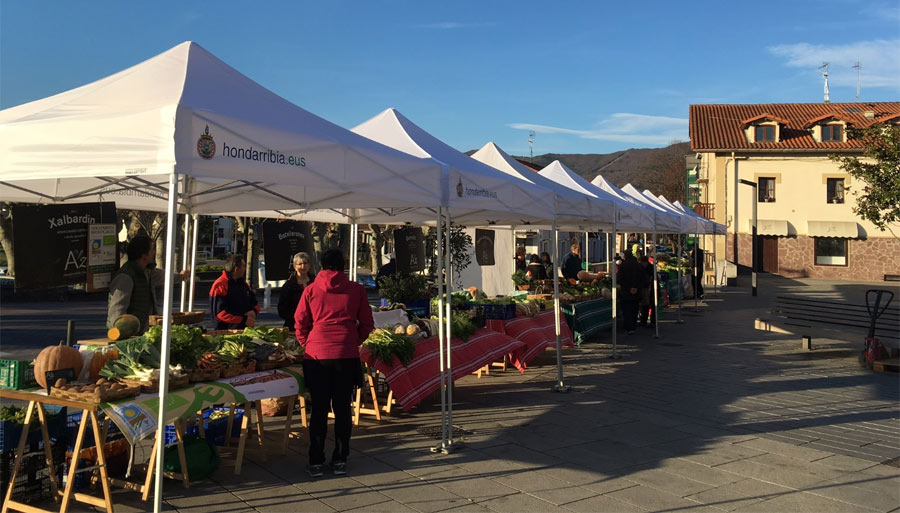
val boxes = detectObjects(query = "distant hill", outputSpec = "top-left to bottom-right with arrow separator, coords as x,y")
517,142 -> 692,192
468,142 -> 692,194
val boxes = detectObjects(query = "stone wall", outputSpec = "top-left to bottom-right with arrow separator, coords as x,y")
726,233 -> 900,281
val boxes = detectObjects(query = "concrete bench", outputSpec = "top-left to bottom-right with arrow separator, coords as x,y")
755,295 -> 900,352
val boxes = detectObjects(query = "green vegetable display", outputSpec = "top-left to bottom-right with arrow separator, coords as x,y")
1,405 -> 27,424
363,329 -> 416,367
100,336 -> 161,380
449,311 -> 477,342
242,326 -> 285,345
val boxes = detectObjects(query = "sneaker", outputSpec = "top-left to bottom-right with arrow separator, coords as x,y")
331,461 -> 347,475
307,464 -> 325,478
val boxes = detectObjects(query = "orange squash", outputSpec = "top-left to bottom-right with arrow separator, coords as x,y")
88,348 -> 119,380
33,342 -> 83,389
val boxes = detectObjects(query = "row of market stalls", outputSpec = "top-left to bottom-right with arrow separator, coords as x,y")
0,41 -> 724,511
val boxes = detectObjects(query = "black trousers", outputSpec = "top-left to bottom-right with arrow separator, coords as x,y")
302,358 -> 361,466
621,298 -> 640,332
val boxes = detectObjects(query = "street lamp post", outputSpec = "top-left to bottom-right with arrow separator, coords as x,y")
738,179 -> 758,297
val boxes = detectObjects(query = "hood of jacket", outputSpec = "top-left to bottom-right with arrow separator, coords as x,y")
311,269 -> 350,293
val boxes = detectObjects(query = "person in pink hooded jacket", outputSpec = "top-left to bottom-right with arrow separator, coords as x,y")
294,249 -> 374,477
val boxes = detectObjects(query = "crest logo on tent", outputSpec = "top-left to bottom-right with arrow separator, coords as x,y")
197,125 -> 216,159
456,178 -> 464,198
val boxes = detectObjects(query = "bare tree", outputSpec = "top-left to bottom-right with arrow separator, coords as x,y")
646,140 -> 689,202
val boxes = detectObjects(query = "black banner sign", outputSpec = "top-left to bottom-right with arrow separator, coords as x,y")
393,227 -> 425,273
475,229 -> 495,266
12,202 -> 117,291
262,220 -> 315,281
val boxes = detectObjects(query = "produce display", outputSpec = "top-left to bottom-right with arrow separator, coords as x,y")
107,314 -> 141,341
363,329 -> 416,366
33,342 -> 84,389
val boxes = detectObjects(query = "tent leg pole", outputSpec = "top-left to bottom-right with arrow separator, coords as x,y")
677,234 -> 683,324
188,214 -> 199,311
180,205 -> 190,312
713,231 -> 719,295
153,173 -> 179,513
551,221 -> 570,391
432,207 -> 448,454
653,231 -> 659,339
610,223 -> 620,359
444,210 -> 457,451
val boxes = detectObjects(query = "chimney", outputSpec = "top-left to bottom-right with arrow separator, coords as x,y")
864,110 -> 875,120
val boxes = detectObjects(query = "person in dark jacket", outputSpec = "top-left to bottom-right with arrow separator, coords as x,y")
540,252 -> 554,279
107,235 -> 188,334
277,252 -> 316,330
526,254 -> 548,281
617,250 -> 643,334
691,247 -> 705,299
375,256 -> 397,289
209,254 -> 259,330
561,243 -> 583,282
295,249 -> 374,478
514,246 -> 527,272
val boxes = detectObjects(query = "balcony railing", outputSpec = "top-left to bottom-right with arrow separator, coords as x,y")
693,202 -> 715,220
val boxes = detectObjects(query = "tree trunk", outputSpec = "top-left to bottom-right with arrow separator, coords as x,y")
368,225 -> 382,272
0,203 -> 15,277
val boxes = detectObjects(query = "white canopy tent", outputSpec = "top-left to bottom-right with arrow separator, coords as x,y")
641,190 -> 704,234
589,174 -> 657,232
619,184 -> 684,234
0,41 -> 473,511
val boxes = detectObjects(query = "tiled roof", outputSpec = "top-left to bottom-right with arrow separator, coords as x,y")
690,102 -> 900,151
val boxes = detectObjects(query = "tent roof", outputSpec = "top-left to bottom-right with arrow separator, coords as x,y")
537,161 -> 650,231
469,142 -> 613,225
352,108 -> 572,226
0,41 -> 445,214
619,183 -> 684,233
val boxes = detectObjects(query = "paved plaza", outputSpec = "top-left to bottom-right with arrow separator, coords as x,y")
4,274 -> 899,512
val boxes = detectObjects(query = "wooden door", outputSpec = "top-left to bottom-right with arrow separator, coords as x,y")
760,236 -> 779,273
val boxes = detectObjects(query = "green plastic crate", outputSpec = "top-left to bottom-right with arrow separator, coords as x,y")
0,360 -> 37,390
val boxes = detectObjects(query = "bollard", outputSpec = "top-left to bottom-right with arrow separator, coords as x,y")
66,320 -> 75,347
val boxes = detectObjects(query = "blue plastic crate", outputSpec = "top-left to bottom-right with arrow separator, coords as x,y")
482,303 -> 517,320
0,406 -> 67,453
163,423 -> 200,446
64,412 -> 121,451
202,408 -> 244,446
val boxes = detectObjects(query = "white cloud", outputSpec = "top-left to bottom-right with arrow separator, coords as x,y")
414,22 -> 498,30
768,39 -> 900,88
508,113 -> 688,146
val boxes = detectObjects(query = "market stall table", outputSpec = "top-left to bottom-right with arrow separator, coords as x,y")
360,328 -> 525,411
0,389 -> 115,513
486,309 -> 575,371
101,365 -> 305,475
560,298 -> 614,346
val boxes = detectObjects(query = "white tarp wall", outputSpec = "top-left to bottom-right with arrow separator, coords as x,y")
457,227 -> 514,297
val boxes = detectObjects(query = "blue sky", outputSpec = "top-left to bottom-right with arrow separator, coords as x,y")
2,1 -> 898,156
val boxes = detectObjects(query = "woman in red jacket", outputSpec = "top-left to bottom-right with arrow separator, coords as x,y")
294,249 -> 374,477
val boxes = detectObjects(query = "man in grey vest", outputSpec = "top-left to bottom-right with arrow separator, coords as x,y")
107,235 -> 188,334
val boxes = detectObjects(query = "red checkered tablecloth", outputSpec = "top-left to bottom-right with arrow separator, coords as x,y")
360,328 -> 525,411
486,309 -> 575,372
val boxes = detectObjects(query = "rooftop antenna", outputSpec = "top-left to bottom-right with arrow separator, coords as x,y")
819,62 -> 830,103
528,131 -> 535,163
853,61 -> 861,100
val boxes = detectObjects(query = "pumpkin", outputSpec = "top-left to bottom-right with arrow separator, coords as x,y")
406,324 -> 421,336
88,348 -> 119,380
393,324 -> 407,335
108,314 -> 140,341
34,342 -> 83,389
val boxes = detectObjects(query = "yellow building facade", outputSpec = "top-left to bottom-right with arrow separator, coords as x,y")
690,103 -> 900,282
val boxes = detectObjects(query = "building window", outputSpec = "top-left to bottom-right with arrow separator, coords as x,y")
822,124 -> 842,142
758,177 -> 776,202
827,178 -> 845,204
814,238 -> 848,266
755,125 -> 775,141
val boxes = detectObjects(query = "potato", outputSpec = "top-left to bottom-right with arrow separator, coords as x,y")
54,378 -> 67,388
96,378 -> 108,385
